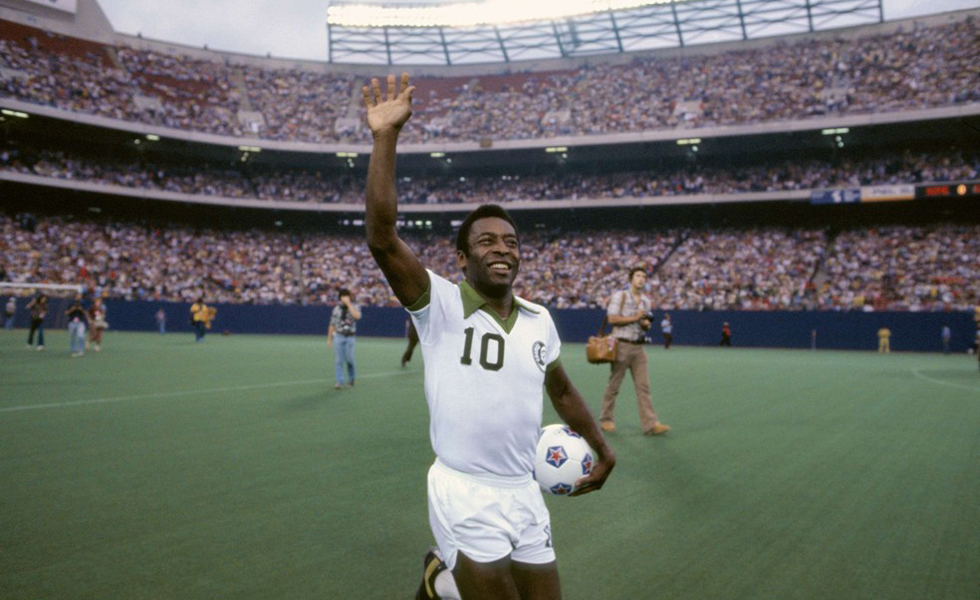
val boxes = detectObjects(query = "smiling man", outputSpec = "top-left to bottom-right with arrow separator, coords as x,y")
363,73 -> 615,600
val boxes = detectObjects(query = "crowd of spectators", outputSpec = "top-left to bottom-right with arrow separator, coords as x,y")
652,229 -> 827,311
816,225 -> 980,311
3,146 -> 976,205
3,214 -> 976,312
2,16 -> 977,144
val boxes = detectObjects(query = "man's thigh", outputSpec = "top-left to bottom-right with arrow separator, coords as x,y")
452,553 -> 562,600
513,559 -> 562,600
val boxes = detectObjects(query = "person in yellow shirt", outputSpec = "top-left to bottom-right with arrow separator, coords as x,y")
190,297 -> 211,342
877,327 -> 891,353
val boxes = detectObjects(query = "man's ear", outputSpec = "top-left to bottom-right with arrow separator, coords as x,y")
456,249 -> 468,272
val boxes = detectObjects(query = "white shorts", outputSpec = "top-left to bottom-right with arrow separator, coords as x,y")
427,458 -> 555,571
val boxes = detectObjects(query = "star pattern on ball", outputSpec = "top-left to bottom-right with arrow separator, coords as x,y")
550,482 -> 574,495
545,445 -> 568,468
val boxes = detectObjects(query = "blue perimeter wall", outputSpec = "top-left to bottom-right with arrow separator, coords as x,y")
8,298 -> 975,354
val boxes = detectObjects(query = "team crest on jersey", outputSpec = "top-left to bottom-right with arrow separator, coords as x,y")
532,341 -> 547,372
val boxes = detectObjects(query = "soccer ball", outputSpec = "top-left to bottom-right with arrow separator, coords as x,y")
533,424 -> 594,496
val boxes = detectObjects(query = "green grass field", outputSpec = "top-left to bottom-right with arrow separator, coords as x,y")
2,330 -> 978,600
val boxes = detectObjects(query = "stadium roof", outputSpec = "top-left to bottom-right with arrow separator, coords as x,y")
326,0 -> 883,65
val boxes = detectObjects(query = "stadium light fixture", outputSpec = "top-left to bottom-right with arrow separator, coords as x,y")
430,152 -> 446,158
336,152 -> 359,158
327,0 -> 682,28
1,109 -> 29,118
145,134 -> 160,141
238,145 -> 262,152
821,128 -> 849,135
545,147 -> 568,153
676,138 -> 701,145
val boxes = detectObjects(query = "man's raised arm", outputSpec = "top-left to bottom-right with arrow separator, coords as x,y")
364,73 -> 429,307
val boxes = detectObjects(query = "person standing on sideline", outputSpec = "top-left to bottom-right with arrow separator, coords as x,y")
364,73 -> 615,600
660,313 -> 673,349
877,326 -> 891,353
328,288 -> 360,389
65,293 -> 88,357
26,292 -> 48,350
4,296 -> 14,329
87,297 -> 108,352
190,297 -> 209,342
720,322 -> 732,347
155,307 -> 167,334
600,267 -> 670,437
401,317 -> 419,367
940,323 -> 951,355
975,328 -> 980,371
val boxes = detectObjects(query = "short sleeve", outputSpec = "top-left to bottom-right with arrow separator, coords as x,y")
544,311 -> 562,370
408,270 -> 451,344
606,290 -> 624,317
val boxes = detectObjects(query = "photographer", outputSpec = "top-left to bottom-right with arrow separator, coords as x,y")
599,267 -> 670,436
327,288 -> 361,389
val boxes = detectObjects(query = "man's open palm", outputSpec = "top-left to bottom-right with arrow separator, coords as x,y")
363,73 -> 415,134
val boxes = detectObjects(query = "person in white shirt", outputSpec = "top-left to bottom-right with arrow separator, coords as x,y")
600,268 -> 670,436
364,72 -> 615,600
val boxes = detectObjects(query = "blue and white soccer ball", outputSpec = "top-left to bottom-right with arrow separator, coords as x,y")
533,424 -> 594,496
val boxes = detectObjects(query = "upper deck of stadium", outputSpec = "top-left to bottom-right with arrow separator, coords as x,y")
1,0 -> 977,154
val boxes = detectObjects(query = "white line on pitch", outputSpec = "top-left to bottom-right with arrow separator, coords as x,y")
910,368 -> 980,393
0,371 -> 411,413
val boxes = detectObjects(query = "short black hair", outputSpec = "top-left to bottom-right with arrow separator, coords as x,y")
338,288 -> 351,299
628,266 -> 646,281
455,204 -> 518,256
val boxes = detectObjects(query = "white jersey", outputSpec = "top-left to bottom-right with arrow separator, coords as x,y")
409,270 -> 561,477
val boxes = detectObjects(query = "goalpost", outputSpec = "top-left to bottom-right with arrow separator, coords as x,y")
0,282 -> 84,329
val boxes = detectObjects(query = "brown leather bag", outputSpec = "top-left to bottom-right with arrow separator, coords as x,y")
586,318 -> 618,364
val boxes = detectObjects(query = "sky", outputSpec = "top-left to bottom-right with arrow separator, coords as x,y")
95,0 -> 979,61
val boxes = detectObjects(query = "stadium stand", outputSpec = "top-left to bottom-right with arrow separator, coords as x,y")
2,213 -> 977,312
2,145 -> 976,204
1,3 -> 977,319
2,14 -> 978,143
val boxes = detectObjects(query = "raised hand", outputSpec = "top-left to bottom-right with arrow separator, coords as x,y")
363,73 -> 415,136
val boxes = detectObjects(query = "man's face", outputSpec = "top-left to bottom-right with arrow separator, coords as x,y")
458,217 -> 521,297
631,270 -> 647,289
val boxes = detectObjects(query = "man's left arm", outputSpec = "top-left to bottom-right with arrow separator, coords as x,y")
545,364 -> 616,496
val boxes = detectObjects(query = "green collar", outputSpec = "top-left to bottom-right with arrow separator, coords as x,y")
460,280 -> 538,334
